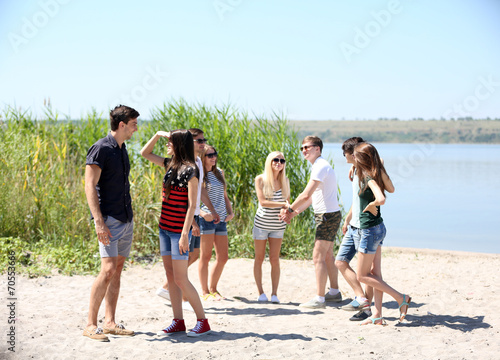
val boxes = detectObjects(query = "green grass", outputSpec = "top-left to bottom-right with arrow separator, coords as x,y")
0,101 -> 344,276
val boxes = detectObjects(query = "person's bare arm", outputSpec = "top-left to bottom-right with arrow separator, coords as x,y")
140,131 -> 169,167
84,165 -> 111,245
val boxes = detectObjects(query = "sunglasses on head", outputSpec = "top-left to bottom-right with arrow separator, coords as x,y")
300,144 -> 318,151
206,152 -> 218,159
194,138 -> 207,144
272,158 -> 286,164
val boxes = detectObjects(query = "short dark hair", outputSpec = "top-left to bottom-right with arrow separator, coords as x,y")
188,128 -> 204,137
109,105 -> 140,131
302,135 -> 323,153
342,137 -> 365,155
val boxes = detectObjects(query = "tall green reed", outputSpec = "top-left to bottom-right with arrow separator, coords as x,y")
0,100 -> 343,275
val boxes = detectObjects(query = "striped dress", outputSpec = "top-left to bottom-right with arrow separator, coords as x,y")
200,170 -> 227,222
253,189 -> 287,231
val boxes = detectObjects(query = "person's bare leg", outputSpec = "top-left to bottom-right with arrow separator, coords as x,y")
335,259 -> 366,298
253,239 -> 267,296
357,249 -> 405,306
164,255 -> 183,319
208,235 -> 229,294
181,248 -> 200,302
268,237 -> 282,296
312,240 -> 330,297
198,233 -> 215,296
103,255 -> 126,328
325,243 -> 338,290
172,258 -> 206,319
86,257 -> 117,329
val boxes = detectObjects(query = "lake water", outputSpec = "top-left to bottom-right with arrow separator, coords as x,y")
322,143 -> 500,254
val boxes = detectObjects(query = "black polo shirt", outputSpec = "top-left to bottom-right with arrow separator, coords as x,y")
86,133 -> 133,223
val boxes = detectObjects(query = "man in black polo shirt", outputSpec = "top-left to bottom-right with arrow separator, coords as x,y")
83,105 -> 139,342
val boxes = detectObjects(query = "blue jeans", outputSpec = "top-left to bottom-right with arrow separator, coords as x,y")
199,217 -> 228,236
159,228 -> 190,260
358,222 -> 386,254
335,225 -> 361,262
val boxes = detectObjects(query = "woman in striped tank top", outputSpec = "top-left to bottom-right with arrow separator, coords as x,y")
140,130 -> 211,337
253,151 -> 290,304
198,145 -> 234,300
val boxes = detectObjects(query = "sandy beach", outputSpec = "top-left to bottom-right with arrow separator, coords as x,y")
2,247 -> 499,360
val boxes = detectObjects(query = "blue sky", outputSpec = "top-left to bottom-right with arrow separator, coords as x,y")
1,0 -> 499,120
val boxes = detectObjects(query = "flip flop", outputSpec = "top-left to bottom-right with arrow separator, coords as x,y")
211,291 -> 226,301
360,317 -> 387,326
201,293 -> 215,301
398,295 -> 412,322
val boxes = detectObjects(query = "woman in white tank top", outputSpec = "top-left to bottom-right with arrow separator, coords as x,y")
253,151 -> 290,304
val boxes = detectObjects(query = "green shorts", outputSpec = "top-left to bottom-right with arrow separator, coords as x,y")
314,211 -> 341,242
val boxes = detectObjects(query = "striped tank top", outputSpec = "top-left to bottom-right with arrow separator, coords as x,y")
253,189 -> 287,231
201,170 -> 227,222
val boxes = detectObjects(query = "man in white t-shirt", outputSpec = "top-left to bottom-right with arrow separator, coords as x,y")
156,128 -> 218,311
281,136 -> 343,309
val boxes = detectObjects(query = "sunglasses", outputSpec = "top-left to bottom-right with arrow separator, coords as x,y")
300,144 -> 318,151
194,138 -> 207,144
206,152 -> 218,159
272,158 -> 286,164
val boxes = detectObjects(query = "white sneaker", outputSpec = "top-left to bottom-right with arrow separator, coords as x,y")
299,298 -> 326,309
271,295 -> 280,304
182,301 -> 194,312
258,293 -> 268,302
156,287 -> 170,301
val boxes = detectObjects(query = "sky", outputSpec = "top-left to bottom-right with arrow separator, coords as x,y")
1,0 -> 499,120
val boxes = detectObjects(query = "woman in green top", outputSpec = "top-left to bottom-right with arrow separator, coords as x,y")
353,143 -> 411,325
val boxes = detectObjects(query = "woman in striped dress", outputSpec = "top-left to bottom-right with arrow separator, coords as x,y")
253,151 -> 290,304
198,145 -> 234,300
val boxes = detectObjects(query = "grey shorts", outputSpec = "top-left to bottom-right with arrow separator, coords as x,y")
99,216 -> 134,258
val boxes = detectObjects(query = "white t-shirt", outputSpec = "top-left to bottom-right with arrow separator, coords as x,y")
195,156 -> 203,216
310,156 -> 340,214
349,171 -> 361,228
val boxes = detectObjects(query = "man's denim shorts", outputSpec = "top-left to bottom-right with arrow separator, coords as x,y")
335,225 -> 360,262
358,222 -> 386,254
159,228 -> 190,260
199,217 -> 228,236
189,215 -> 201,252
252,226 -> 285,240
99,216 -> 133,258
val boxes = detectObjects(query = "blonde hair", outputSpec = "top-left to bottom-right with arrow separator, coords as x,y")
261,151 -> 290,200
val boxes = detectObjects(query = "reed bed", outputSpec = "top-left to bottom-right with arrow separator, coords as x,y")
0,101 -> 343,275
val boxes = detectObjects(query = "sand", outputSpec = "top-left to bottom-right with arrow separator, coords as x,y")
1,247 -> 499,360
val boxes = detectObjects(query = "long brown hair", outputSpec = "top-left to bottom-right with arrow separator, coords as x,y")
353,143 -> 389,195
163,129 -> 196,198
201,145 -> 226,188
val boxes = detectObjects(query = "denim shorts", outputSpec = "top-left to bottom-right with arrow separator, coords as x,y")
358,222 -> 386,254
99,216 -> 134,258
199,217 -> 228,236
252,226 -> 285,240
159,228 -> 190,260
189,215 -> 201,252
335,225 -> 360,262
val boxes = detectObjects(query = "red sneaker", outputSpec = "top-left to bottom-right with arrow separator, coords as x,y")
156,319 -> 186,336
187,319 -> 212,337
